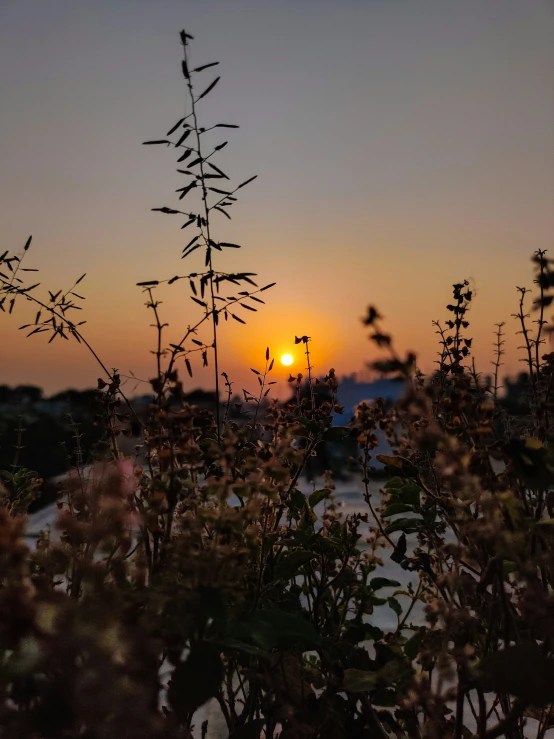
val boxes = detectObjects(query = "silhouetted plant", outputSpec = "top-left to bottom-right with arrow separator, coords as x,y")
2,27 -> 554,739
140,30 -> 274,440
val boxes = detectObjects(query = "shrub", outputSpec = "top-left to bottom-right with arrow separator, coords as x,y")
1,28 -> 554,739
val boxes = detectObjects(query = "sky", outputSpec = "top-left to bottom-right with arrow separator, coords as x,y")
1,0 -> 553,398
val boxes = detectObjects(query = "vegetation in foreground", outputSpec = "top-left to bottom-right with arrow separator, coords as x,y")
1,28 -> 554,739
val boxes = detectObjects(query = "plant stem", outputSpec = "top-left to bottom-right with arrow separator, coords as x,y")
182,38 -> 221,443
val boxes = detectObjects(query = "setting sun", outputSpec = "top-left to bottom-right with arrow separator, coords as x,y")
281,353 -> 294,366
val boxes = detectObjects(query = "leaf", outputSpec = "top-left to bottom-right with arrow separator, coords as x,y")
207,161 -> 229,179
385,479 -> 421,506
196,76 -> 220,101
323,426 -> 349,442
185,358 -> 193,377
361,302 -> 387,330
208,187 -> 232,195
231,313 -> 245,324
370,577 -> 401,591
166,117 -> 185,136
376,454 -> 419,480
177,149 -> 192,162
391,533 -> 407,563
220,242 -> 241,248
152,207 -> 182,214
251,610 -> 321,649
384,517 -> 422,535
136,280 -> 159,287
214,206 -> 231,219
308,488 -> 332,508
387,597 -> 402,618
175,129 -> 192,146
177,182 -> 197,200
143,139 -> 170,145
404,629 -> 426,660
180,29 -> 194,43
237,175 -> 258,189
181,244 -> 200,259
213,123 -> 239,129
344,622 -> 384,644
343,669 -> 379,692
274,550 -> 317,580
184,235 -> 200,249
193,61 -> 220,73
23,236 -> 32,251
168,643 -> 224,719
381,502 -> 415,518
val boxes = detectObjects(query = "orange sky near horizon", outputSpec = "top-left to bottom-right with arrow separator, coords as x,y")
1,1 -> 552,398
0,228 -> 547,399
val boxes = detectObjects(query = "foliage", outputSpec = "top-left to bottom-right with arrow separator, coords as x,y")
0,398 -> 104,491
0,27 -> 554,739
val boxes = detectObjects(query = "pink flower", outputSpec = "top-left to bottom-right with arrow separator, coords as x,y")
115,459 -> 139,498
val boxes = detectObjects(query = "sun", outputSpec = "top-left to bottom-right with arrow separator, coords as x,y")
281,353 -> 294,366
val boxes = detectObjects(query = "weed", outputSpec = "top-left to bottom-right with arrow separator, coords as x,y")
1,28 -> 554,739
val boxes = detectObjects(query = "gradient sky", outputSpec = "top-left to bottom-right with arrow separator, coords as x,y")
1,0 -> 553,397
